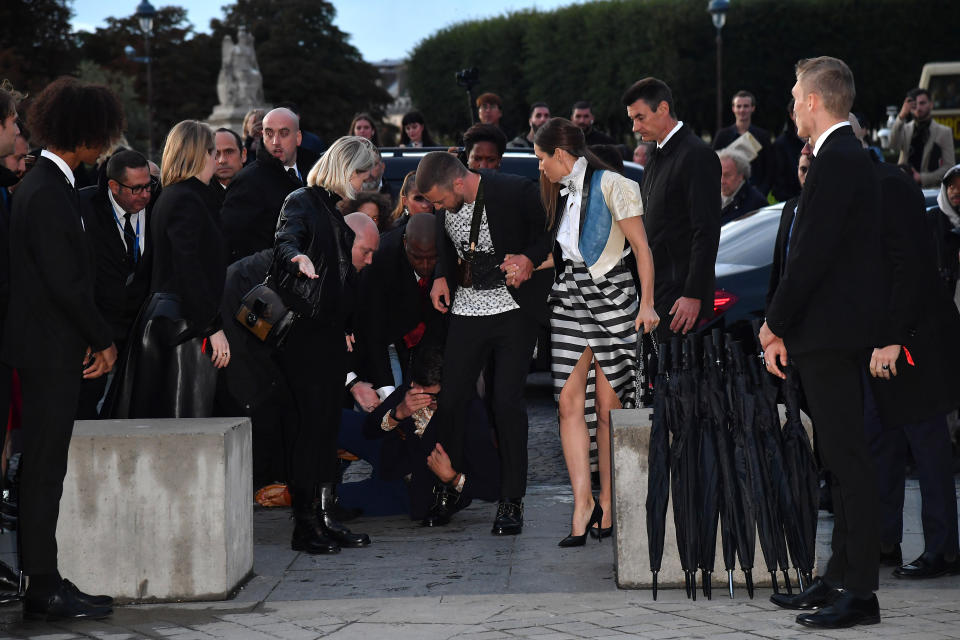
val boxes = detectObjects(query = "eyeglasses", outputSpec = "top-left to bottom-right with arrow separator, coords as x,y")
117,177 -> 158,195
420,391 -> 439,400
798,166 -> 809,174
410,195 -> 429,203
478,104 -> 500,111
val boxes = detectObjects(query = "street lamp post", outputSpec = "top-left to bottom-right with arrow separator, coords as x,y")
135,0 -> 156,159
708,0 -> 730,135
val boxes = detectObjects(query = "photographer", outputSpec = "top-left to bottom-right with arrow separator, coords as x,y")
889,88 -> 955,188
414,151 -> 552,534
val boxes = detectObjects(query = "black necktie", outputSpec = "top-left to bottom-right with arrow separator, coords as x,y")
123,213 -> 137,265
288,167 -> 301,184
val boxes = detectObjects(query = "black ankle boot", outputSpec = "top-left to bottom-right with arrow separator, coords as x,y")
318,484 -> 370,548
290,487 -> 340,555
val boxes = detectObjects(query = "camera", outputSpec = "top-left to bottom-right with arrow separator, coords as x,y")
456,67 -> 479,90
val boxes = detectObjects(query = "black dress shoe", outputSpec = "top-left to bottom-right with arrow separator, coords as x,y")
63,579 -> 113,607
796,592 -> 880,629
492,499 -> 523,536
23,581 -> 112,621
422,486 -> 469,527
0,562 -> 19,593
879,544 -> 902,567
770,576 -> 839,610
318,484 -> 370,548
893,551 -> 960,579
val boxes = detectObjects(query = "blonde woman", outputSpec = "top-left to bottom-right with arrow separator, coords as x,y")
271,135 -> 379,555
110,120 -> 228,418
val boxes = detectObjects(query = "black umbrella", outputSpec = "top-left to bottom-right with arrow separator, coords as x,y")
697,336 -> 721,600
781,364 -> 819,590
724,336 -> 758,598
669,337 -> 700,600
745,352 -> 793,595
645,340 -> 671,600
704,332 -> 741,598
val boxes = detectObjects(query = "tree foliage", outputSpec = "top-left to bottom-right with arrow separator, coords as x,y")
408,0 -> 960,143
0,0 -> 76,95
212,0 -> 392,142
77,7 -> 219,158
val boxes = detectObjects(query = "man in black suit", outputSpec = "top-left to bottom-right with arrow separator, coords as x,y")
77,150 -> 156,418
713,90 -> 774,196
760,57 -> 883,629
864,149 -> 960,580
356,213 -> 440,391
622,78 -> 721,338
718,148 -> 769,225
2,76 -> 122,620
220,107 -> 319,261
415,151 -> 552,534
208,127 -> 246,211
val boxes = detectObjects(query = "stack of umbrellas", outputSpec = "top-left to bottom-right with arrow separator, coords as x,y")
643,329 -> 818,600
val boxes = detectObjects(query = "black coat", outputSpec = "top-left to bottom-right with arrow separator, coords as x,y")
220,144 -> 319,262
714,123 -> 774,195
150,177 -> 226,337
435,170 -> 554,326
771,126 -> 805,202
766,126 -> 884,355
0,166 -> 16,337
766,196 -> 799,310
868,161 -> 960,427
640,124 -> 721,316
929,206 -> 960,300
2,157 -> 112,369
271,186 -> 356,323
79,182 -> 155,345
355,225 -> 442,388
720,182 -> 768,225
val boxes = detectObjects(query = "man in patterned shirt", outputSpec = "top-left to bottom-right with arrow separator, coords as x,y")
415,151 -> 553,534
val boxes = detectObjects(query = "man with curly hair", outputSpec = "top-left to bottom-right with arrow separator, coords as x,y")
2,76 -> 124,621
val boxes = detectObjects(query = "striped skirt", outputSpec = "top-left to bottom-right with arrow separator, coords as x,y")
551,260 -> 639,471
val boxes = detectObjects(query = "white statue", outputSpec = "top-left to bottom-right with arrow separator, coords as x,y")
209,27 -> 268,133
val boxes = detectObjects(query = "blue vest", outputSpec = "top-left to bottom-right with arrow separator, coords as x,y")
577,170 -> 627,279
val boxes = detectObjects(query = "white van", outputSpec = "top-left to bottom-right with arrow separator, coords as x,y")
920,62 -> 960,142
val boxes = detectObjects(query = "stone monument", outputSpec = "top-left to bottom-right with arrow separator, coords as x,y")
207,27 -> 270,134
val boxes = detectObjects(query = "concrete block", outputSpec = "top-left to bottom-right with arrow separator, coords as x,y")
56,417 -> 253,602
610,408 -> 816,590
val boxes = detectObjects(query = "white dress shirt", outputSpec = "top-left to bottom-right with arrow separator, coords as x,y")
40,149 -> 75,187
556,156 -> 588,263
107,190 -> 146,257
813,121 -> 850,157
658,121 -> 684,149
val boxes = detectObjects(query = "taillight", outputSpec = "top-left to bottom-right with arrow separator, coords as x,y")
712,289 -> 738,316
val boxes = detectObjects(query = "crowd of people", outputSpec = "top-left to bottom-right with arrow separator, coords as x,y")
0,53 -> 957,630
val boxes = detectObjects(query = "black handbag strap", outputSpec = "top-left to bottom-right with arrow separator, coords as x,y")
467,181 -> 485,253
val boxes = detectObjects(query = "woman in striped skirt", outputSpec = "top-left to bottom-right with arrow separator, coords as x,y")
533,118 -> 658,547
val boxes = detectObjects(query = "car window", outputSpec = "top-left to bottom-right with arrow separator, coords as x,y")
715,205 -> 783,267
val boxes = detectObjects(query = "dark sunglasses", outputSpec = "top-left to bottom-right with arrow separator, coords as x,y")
798,166 -> 809,174
410,194 -> 429,203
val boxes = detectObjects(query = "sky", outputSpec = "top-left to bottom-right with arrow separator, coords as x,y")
70,0 -> 587,62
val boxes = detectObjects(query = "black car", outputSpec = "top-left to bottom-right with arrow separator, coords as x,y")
699,203 -> 784,345
379,147 -> 644,194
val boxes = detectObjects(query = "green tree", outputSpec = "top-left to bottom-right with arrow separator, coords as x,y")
77,6 -> 219,159
0,0 -> 76,95
212,0 -> 392,143
75,60 -> 150,154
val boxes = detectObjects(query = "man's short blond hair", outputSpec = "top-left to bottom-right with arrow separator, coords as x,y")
795,56 -> 855,118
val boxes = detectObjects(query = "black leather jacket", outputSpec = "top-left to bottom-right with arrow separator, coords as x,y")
271,186 -> 356,322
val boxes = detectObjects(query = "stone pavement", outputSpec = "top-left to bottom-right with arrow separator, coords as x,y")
1,382 -> 959,639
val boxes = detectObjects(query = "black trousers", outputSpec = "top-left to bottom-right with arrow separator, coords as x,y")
18,366 -> 82,577
434,310 -> 537,499
864,381 -> 959,556
276,318 -> 345,490
793,349 -> 879,595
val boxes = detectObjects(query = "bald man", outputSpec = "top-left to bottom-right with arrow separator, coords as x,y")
220,107 -> 320,261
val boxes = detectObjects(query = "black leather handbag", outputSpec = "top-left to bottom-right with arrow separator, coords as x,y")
235,278 -> 298,348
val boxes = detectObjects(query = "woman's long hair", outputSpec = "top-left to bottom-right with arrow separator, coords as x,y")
399,111 -> 436,147
160,120 -> 214,187
390,170 -> 417,222
348,112 -> 380,147
534,117 -> 614,229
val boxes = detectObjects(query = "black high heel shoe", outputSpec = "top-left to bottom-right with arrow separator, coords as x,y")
558,501 -> 603,547
588,524 -> 612,539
